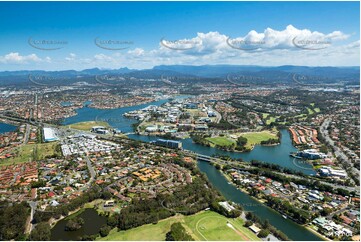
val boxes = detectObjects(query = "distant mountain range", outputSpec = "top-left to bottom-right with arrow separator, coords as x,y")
0,65 -> 359,86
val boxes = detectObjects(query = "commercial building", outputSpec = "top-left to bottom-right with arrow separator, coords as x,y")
152,139 -> 182,149
43,128 -> 59,142
297,149 -> 327,160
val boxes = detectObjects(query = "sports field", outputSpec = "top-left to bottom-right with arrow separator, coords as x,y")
66,121 -> 110,131
100,211 -> 260,241
239,131 -> 278,149
206,137 -> 236,147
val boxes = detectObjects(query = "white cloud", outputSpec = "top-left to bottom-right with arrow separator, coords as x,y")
65,53 -> 77,61
4,25 -> 358,70
0,52 -> 44,64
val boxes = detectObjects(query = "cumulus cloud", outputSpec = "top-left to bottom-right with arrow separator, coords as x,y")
4,25 -> 358,70
65,53 -> 77,61
0,52 -> 45,64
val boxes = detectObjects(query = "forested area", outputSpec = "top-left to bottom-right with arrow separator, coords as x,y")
0,201 -> 29,240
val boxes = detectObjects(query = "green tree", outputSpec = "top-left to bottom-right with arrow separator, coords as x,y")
166,222 -> 194,241
99,225 -> 111,237
29,222 -> 51,241
258,229 -> 270,238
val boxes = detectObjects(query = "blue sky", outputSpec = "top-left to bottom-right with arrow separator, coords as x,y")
0,1 -> 359,70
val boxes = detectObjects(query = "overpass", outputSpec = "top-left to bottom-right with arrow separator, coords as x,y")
183,149 -> 225,163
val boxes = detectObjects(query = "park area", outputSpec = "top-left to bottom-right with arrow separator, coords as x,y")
205,130 -> 278,150
100,211 -> 259,241
0,142 -> 60,166
65,121 -> 110,131
239,131 -> 278,149
206,136 -> 236,147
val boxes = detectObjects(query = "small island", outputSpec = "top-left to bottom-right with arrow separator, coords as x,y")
65,217 -> 85,231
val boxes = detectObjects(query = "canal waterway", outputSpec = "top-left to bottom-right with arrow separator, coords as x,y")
60,97 -> 322,241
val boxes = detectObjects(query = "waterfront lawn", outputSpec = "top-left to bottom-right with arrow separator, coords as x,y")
240,131 -> 278,149
206,137 -> 236,147
100,211 -> 259,241
66,121 -> 110,131
184,211 -> 259,241
0,142 -> 60,166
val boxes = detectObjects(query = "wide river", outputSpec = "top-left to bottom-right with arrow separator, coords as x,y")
62,97 -> 322,241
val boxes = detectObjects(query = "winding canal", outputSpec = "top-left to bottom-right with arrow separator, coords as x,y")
62,97 -> 322,241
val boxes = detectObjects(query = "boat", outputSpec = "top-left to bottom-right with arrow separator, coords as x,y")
282,215 -> 287,219
289,152 -> 302,159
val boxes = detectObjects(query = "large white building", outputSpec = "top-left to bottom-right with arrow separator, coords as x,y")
43,128 -> 59,142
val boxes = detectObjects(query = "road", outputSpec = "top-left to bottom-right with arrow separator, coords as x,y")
24,124 -> 30,144
26,201 -> 38,234
183,150 -> 359,193
208,106 -> 222,124
320,118 -> 360,184
84,156 -> 96,188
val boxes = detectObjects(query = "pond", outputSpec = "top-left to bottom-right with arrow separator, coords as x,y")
50,208 -> 106,240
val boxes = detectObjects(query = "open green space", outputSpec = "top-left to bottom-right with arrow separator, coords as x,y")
0,142 -> 60,166
307,108 -> 314,115
206,137 -> 236,147
314,107 -> 320,113
262,113 -> 270,119
100,211 -> 259,241
66,121 -> 110,131
239,131 -> 278,149
265,116 -> 279,125
293,113 -> 308,121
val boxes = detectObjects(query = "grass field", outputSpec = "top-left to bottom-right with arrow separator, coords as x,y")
307,108 -> 314,115
293,113 -> 308,121
239,131 -> 278,149
100,211 -> 259,241
262,113 -> 270,119
314,107 -> 320,113
66,121 -> 110,131
265,116 -> 279,125
0,142 -> 60,166
206,137 -> 236,147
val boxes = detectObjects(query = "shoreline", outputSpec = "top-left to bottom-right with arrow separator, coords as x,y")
217,166 -> 327,241
304,225 -> 331,241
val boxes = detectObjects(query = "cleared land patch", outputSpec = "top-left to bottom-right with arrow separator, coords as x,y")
205,137 -> 236,147
1,142 -> 60,166
100,211 -> 259,241
66,121 -> 110,131
239,131 -> 278,149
